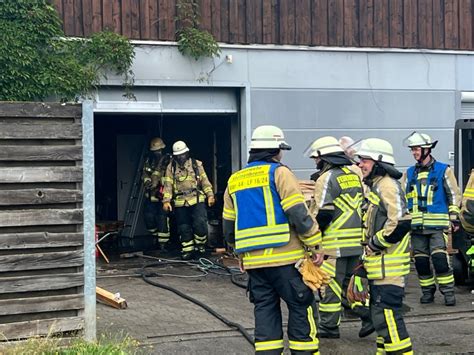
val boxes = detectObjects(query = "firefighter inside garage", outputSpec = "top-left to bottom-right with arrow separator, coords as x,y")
94,113 -> 233,258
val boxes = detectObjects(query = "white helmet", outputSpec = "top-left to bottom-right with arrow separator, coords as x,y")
249,125 -> 291,150
304,136 -> 344,158
355,138 -> 396,165
403,131 -> 437,149
338,136 -> 355,151
172,141 -> 190,155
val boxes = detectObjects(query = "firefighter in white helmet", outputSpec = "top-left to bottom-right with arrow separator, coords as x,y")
142,137 -> 171,250
350,138 -> 413,354
401,131 -> 461,306
339,136 -> 364,182
223,125 -> 322,354
305,136 -> 373,339
162,141 -> 215,260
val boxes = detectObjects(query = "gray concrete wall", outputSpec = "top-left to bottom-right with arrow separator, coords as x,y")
103,44 -> 474,178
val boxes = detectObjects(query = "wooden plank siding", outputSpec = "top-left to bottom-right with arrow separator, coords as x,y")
54,0 -> 474,50
0,102 -> 84,340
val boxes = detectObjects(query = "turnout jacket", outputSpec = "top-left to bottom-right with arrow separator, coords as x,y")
363,175 -> 412,287
162,158 -> 214,207
223,161 -> 321,270
460,169 -> 474,234
143,154 -> 169,202
311,166 -> 364,258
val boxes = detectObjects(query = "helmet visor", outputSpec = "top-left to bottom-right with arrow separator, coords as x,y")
347,139 -> 364,162
303,141 -> 317,158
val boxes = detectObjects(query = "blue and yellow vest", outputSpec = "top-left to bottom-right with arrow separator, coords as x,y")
406,161 -> 449,229
228,161 -> 290,253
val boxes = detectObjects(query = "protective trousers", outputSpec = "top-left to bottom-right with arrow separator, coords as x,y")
174,202 -> 208,254
143,199 -> 169,245
319,256 -> 371,334
412,231 -> 454,295
370,284 -> 413,354
247,264 -> 319,355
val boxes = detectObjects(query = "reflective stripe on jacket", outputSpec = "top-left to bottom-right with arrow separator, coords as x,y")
461,169 -> 474,234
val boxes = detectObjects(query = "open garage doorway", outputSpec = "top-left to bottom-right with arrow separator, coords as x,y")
94,113 -> 239,255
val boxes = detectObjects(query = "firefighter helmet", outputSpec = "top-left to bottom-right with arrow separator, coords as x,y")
355,138 -> 396,165
149,137 -> 166,151
303,136 -> 344,158
172,141 -> 190,155
403,131 -> 437,149
249,125 -> 291,150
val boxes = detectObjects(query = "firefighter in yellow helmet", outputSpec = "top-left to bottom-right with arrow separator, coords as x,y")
352,138 -> 413,354
223,125 -> 323,355
305,136 -> 374,339
162,141 -> 215,260
142,137 -> 171,249
401,131 -> 461,306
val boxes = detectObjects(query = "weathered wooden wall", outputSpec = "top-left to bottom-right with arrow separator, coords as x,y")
53,0 -> 474,50
0,102 -> 84,340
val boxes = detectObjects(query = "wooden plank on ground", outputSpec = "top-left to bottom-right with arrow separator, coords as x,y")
0,123 -> 82,139
389,0 -> 403,47
0,273 -> 84,294
0,167 -> 82,183
0,250 -> 84,272
0,317 -> 84,339
0,209 -> 83,227
312,0 -> 328,45
0,146 -> 82,161
296,0 -> 311,45
0,295 -> 84,316
0,189 -> 83,206
0,232 -> 83,250
0,102 -> 81,118
96,286 -> 128,309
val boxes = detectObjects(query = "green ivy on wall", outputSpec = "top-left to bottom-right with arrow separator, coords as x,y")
0,0 -> 135,102
175,0 -> 221,60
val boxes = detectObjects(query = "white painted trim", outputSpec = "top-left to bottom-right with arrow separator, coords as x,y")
93,101 -> 237,113
461,92 -> 474,102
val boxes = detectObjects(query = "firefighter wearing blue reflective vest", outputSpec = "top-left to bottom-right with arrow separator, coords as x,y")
223,125 -> 323,355
401,132 -> 461,306
305,136 -> 374,340
352,138 -> 413,355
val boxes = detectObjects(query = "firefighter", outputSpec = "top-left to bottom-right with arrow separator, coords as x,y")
223,125 -> 323,355
305,136 -> 374,339
143,137 -> 171,249
162,141 -> 215,260
352,138 -> 413,354
402,132 -> 461,306
460,169 -> 474,234
339,136 -> 364,182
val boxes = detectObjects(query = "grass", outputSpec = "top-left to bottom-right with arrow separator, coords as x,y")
0,332 -> 143,355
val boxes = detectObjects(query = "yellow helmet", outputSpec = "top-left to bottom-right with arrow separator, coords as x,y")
172,141 -> 190,155
249,125 -> 291,150
149,137 -> 166,151
304,136 -> 344,158
355,138 -> 396,165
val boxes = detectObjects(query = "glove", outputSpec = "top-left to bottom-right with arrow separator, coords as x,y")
163,202 -> 172,212
208,196 -> 216,207
347,274 -> 369,304
296,255 -> 331,291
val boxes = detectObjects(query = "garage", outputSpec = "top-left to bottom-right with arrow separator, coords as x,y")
92,87 -> 241,254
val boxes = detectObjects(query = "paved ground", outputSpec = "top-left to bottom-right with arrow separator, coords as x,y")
96,254 -> 474,354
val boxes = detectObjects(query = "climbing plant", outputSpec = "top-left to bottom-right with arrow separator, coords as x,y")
0,0 -> 135,102
175,0 -> 221,60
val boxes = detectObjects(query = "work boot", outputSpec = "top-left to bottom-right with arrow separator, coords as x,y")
318,325 -> 340,339
195,245 -> 206,256
419,289 -> 435,304
181,251 -> 194,261
444,292 -> 456,306
358,319 -> 375,338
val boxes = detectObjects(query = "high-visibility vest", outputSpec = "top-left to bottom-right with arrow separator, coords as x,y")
406,161 -> 450,229
321,167 -> 364,257
228,161 -> 290,253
